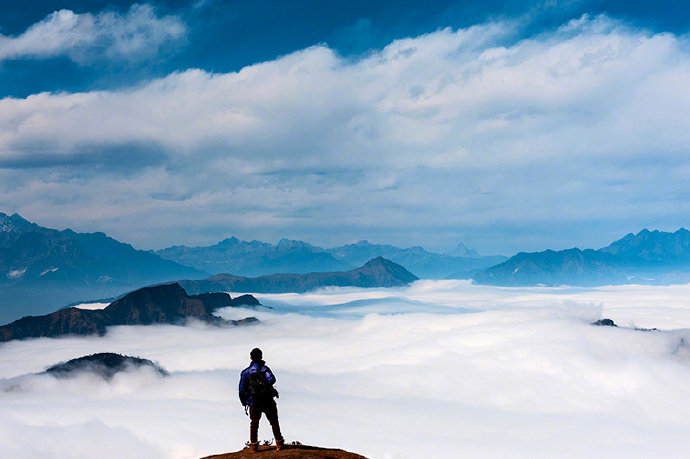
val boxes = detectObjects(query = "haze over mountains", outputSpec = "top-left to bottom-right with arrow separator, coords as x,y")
474,229 -> 690,286
0,213 -> 428,323
156,237 -> 350,277
156,237 -> 505,279
0,212 -> 207,323
0,213 -> 206,285
5,210 -> 690,325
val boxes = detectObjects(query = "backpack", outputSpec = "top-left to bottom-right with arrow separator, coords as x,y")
247,367 -> 278,400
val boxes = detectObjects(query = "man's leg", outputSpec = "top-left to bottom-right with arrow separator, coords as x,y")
264,399 -> 284,446
249,405 -> 262,447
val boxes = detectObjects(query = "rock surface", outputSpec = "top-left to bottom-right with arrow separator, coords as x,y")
201,444 -> 368,459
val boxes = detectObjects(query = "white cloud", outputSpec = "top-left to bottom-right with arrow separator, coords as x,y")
6,267 -> 26,279
0,4 -> 186,63
1,15 -> 690,251
2,282 -> 690,458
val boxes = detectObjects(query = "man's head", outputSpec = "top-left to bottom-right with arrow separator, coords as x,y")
250,348 -> 263,362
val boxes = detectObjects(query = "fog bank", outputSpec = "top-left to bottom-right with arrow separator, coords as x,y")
2,281 -> 690,458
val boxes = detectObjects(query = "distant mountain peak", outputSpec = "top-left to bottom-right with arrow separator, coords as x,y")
276,238 -> 325,252
219,236 -> 240,246
448,242 -> 480,258
363,255 -> 387,266
600,227 -> 690,262
11,213 -> 32,225
359,257 -> 419,283
0,212 -> 32,232
277,238 -> 311,247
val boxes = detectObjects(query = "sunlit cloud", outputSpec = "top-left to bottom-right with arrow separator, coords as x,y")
2,282 -> 690,458
0,4 -> 186,63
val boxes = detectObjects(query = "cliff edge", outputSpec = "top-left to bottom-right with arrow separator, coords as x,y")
201,444 -> 368,458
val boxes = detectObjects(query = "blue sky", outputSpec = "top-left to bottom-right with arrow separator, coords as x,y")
1,0 -> 690,254
2,1 -> 690,97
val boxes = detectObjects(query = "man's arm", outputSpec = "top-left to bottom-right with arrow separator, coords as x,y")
263,365 -> 276,385
238,370 -> 248,405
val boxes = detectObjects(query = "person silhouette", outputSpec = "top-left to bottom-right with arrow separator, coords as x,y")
238,348 -> 285,452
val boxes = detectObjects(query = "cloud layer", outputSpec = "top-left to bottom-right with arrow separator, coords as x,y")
0,4 -> 185,63
2,15 -> 690,252
2,281 -> 690,458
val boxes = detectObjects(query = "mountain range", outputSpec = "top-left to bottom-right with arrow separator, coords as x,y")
5,210 -> 690,322
179,256 -> 419,295
473,229 -> 690,286
156,237 -> 505,279
0,212 -> 428,323
156,237 -> 350,277
0,212 -> 208,323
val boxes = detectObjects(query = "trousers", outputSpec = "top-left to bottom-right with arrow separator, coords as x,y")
249,398 -> 284,444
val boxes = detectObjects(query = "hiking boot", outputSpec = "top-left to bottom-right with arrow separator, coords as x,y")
275,440 -> 284,451
249,442 -> 259,452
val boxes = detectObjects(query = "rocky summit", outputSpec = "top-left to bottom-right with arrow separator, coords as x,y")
201,444 -> 368,459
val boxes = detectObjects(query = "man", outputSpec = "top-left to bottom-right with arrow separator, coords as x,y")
238,348 -> 285,452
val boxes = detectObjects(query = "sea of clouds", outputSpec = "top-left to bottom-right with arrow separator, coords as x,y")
2,280 -> 690,458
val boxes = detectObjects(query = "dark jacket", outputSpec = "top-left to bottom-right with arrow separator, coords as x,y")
239,359 -> 277,406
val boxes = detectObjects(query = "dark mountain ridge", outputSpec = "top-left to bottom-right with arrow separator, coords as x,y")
0,213 -> 206,286
474,228 -> 690,286
0,283 -> 259,342
179,256 -> 419,295
45,353 -> 168,380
